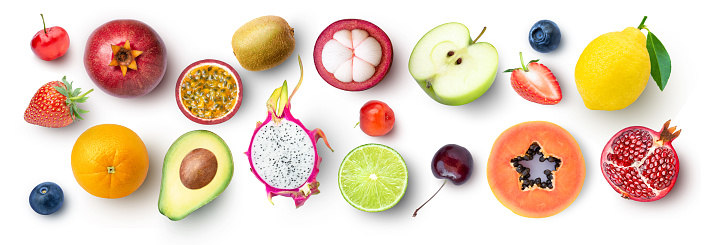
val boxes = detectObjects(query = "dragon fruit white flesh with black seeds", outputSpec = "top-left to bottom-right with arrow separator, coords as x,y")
246,56 -> 333,208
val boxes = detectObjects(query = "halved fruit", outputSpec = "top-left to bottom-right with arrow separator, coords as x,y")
487,121 -> 585,218
176,59 -> 243,125
314,19 -> 393,91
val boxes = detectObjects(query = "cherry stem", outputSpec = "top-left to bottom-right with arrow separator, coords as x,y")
472,27 -> 487,44
354,122 -> 360,128
413,180 -> 447,217
40,14 -> 47,35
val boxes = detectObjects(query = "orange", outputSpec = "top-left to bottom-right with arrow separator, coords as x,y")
71,124 -> 149,199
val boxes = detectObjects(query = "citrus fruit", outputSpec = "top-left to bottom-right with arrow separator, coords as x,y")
338,143 -> 407,212
71,124 -> 149,199
575,27 -> 650,110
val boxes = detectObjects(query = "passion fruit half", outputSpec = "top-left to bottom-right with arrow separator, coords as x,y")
314,19 -> 393,91
176,59 -> 243,125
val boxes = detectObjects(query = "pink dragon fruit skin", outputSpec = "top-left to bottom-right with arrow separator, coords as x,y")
246,56 -> 333,208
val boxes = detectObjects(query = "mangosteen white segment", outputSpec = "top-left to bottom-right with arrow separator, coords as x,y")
251,120 -> 316,189
352,58 -> 376,82
333,30 -> 353,49
321,29 -> 383,83
334,59 -> 354,83
354,37 -> 382,66
351,29 -> 369,47
322,40 -> 353,73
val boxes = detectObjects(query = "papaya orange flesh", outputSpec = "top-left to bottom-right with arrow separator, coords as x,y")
487,121 -> 585,218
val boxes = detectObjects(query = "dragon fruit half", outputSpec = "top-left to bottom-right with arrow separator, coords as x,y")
246,56 -> 333,208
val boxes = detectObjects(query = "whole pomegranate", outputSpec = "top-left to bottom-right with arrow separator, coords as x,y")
601,120 -> 681,202
84,19 -> 166,98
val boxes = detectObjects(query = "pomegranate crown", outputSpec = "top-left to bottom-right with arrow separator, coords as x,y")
659,120 -> 681,143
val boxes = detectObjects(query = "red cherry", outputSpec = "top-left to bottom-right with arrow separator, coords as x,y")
31,14 -> 69,61
358,100 -> 395,136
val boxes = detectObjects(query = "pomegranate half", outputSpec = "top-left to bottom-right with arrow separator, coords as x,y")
176,59 -> 243,125
84,19 -> 167,98
601,120 -> 681,202
313,19 -> 393,91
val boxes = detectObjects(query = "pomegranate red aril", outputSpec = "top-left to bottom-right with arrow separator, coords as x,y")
600,120 -> 681,202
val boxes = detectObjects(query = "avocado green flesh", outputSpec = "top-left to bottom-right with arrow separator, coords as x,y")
158,130 -> 233,221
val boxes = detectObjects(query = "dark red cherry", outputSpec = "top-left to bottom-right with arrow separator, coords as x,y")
431,144 -> 473,185
414,144 -> 473,217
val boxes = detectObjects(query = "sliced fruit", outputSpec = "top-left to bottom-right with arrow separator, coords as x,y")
487,121 -> 585,218
338,143 -> 407,212
409,22 -> 498,105
504,52 -> 561,105
314,19 -> 393,91
601,120 -> 680,202
176,59 -> 243,125
159,130 -> 233,221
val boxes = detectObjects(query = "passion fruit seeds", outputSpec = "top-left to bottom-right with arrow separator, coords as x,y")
176,59 -> 243,125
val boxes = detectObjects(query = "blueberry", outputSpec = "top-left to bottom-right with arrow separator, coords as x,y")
29,182 -> 63,215
529,20 -> 561,53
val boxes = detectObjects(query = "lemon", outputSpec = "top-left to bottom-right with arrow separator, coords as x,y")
575,27 -> 651,110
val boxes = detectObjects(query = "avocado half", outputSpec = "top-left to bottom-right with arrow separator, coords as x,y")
158,130 -> 233,221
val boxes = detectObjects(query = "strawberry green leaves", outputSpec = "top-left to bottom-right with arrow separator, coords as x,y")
53,76 -> 93,121
638,16 -> 672,91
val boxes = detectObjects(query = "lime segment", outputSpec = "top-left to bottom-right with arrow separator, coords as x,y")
338,144 -> 408,212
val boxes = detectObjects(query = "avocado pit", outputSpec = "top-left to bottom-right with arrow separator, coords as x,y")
179,148 -> 218,190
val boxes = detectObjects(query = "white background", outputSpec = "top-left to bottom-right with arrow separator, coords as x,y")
3,0 -> 704,243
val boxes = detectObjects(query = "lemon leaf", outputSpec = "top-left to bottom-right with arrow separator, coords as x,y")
646,32 -> 671,91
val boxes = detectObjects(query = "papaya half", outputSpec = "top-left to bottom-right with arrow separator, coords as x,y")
487,121 -> 585,218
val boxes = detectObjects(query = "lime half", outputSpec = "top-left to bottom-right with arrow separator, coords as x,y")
338,143 -> 408,212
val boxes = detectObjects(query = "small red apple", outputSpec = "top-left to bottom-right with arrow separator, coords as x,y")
31,14 -> 70,61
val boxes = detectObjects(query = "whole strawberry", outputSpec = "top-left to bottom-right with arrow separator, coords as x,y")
504,52 -> 562,105
24,76 -> 93,128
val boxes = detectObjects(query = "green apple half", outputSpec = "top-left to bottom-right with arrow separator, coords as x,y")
409,23 -> 498,106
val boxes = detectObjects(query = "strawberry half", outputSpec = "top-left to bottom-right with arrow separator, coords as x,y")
504,52 -> 561,105
24,76 -> 93,128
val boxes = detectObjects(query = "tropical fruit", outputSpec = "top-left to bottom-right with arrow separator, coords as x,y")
575,27 -> 650,110
245,56 -> 333,208
71,124 -> 149,199
175,59 -> 243,125
159,130 -> 234,221
487,121 -> 585,218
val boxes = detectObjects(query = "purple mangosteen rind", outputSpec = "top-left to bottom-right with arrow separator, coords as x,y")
313,19 -> 393,91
